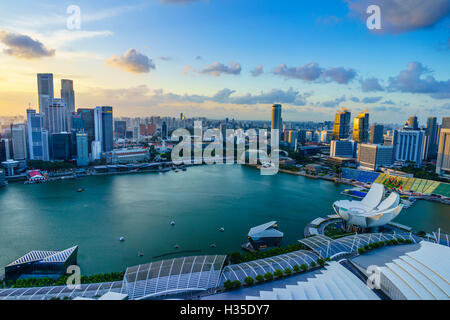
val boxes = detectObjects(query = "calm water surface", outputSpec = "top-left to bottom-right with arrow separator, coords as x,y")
0,165 -> 448,275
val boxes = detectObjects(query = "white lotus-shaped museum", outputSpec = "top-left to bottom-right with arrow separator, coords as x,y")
333,183 -> 403,228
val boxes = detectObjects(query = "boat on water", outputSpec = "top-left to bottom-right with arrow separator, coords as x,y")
219,227 -> 225,232
77,188 -> 84,192
138,252 -> 144,257
170,220 -> 175,226
210,243 -> 216,248
174,244 -> 179,249
119,237 -> 125,242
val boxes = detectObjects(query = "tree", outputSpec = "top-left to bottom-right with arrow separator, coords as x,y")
264,272 -> 274,281
229,252 -> 242,264
310,261 -> 316,268
231,280 -> 242,289
244,276 -> 254,286
274,269 -> 283,278
284,268 -> 292,276
223,280 -> 233,290
358,247 -> 365,254
255,274 -> 265,283
300,264 -> 308,272
293,265 -> 300,273
317,258 -> 325,266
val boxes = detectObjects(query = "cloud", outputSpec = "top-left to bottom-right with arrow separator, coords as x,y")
0,30 -> 55,59
105,49 -> 155,73
322,67 -> 357,84
382,99 -> 395,105
361,96 -> 383,103
345,0 -> 450,34
361,77 -> 384,92
350,97 -> 360,102
273,62 -> 356,84
388,62 -> 450,99
195,61 -> 242,77
372,106 -> 401,112
85,85 -> 310,107
316,95 -> 347,108
251,64 -> 264,77
273,62 -> 322,81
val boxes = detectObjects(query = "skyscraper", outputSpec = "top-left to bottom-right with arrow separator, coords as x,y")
61,79 -> 75,131
392,129 -> 424,167
357,144 -> 393,171
11,124 -> 27,161
408,116 -> 419,130
370,124 -> 384,144
51,133 -> 71,160
47,99 -> 68,133
271,104 -> 282,138
37,73 -> 54,130
424,117 -> 438,160
352,111 -> 369,143
436,128 -> 450,176
27,109 -> 49,161
77,108 -> 95,153
94,106 -> 113,152
161,121 -> 168,140
332,109 -> 351,140
76,132 -> 89,166
114,121 -> 127,139
442,117 -> 450,129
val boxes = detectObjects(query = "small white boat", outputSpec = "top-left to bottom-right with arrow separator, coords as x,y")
170,221 -> 175,226
219,227 -> 225,232
174,244 -> 179,249
138,252 -> 144,257
119,237 -> 125,242
210,243 -> 216,248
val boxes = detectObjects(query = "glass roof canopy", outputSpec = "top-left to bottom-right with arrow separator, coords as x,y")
123,255 -> 227,300
299,233 -> 419,259
220,250 -> 319,284
0,281 -> 123,300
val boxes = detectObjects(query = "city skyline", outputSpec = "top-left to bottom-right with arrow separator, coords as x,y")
0,0 -> 449,123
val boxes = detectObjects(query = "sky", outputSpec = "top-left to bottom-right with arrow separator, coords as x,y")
0,0 -> 449,124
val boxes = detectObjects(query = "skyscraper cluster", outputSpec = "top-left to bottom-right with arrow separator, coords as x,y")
0,73 -> 114,172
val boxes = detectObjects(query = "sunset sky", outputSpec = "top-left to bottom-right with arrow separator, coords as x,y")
0,0 -> 449,124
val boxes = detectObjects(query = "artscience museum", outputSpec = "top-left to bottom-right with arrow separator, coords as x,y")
333,183 -> 403,228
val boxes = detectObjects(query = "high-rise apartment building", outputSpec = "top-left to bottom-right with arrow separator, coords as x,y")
392,129 -> 424,167
353,111 -> 369,143
436,128 -> 450,176
370,124 -> 384,144
333,109 -> 351,140
357,144 -> 394,171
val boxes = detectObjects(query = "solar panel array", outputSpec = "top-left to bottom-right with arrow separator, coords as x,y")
0,281 -> 123,300
123,255 -> 227,300
299,233 -> 419,259
220,250 -> 319,284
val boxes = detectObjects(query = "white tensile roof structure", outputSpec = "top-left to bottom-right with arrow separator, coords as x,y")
379,241 -> 450,300
245,261 -> 380,300
248,221 -> 284,239
333,183 -> 403,228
